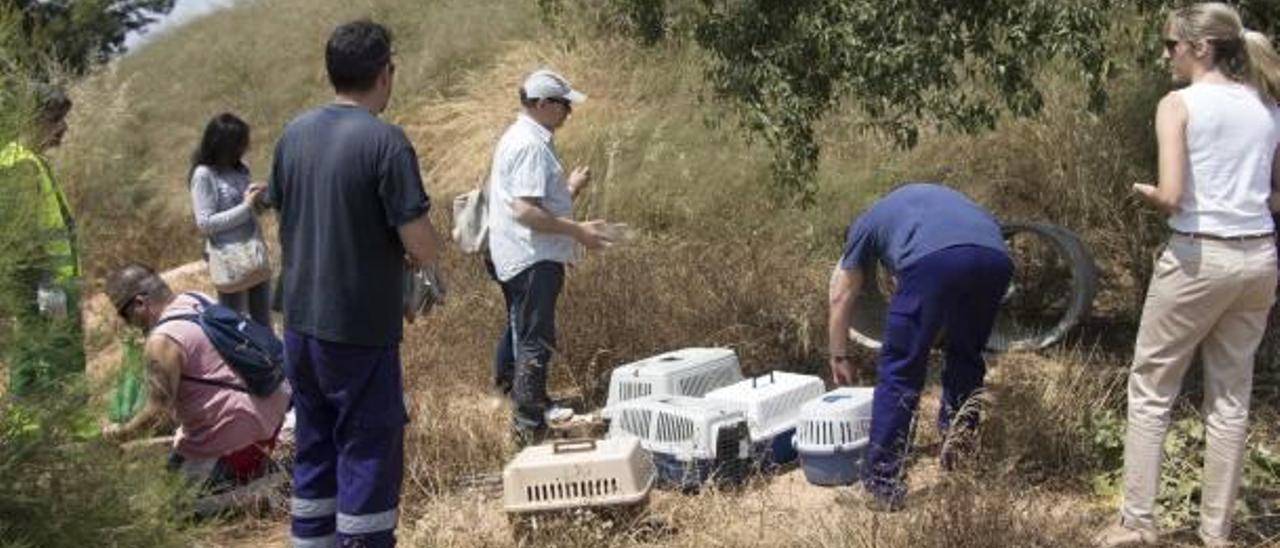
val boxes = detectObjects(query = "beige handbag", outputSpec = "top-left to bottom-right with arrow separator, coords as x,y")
206,232 -> 271,293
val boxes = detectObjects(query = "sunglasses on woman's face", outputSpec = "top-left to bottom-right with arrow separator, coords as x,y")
1163,39 -> 1182,54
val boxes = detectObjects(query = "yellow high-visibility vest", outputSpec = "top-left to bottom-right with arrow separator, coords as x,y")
0,142 -> 79,283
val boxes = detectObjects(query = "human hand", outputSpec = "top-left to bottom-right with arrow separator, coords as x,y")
244,184 -> 267,208
574,219 -> 615,251
1132,183 -> 1158,200
830,355 -> 856,386
568,166 -> 591,195
101,421 -> 123,443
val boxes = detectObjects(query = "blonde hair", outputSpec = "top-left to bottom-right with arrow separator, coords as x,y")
1168,2 -> 1280,104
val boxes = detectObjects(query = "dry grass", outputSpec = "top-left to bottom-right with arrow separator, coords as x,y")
883,66 -> 1170,319
48,0 -> 1280,546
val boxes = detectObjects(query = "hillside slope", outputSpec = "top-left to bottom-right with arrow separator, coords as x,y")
55,0 -> 1279,546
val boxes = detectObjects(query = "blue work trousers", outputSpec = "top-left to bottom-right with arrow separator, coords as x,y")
862,245 -> 1013,503
285,330 -> 406,548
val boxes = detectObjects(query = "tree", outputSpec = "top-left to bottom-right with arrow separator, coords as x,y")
3,0 -> 176,77
565,0 -> 1280,205
692,0 -> 1120,204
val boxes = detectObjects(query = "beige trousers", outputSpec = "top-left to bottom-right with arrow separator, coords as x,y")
1121,235 -> 1277,540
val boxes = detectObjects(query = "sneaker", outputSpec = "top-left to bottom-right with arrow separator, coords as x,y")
544,405 -> 574,424
1093,520 -> 1158,548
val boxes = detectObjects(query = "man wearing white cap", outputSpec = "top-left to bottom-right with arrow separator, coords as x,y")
485,68 -> 615,445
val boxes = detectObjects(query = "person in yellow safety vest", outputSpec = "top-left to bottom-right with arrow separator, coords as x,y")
1,87 -> 83,395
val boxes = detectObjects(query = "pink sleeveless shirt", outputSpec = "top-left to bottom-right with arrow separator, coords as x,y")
151,293 -> 291,460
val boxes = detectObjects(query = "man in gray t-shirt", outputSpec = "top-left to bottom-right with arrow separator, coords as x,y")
268,21 -> 442,548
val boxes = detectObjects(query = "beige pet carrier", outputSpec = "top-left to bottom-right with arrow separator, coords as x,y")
502,437 -> 655,514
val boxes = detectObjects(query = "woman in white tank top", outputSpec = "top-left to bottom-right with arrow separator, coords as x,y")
1098,4 -> 1280,548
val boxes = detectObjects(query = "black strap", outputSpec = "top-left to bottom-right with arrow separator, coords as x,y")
180,374 -> 250,394
182,292 -> 214,308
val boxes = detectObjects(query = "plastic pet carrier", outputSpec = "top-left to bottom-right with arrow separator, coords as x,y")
793,387 -> 875,486
606,395 -> 751,490
602,348 -> 744,419
503,437 -> 654,515
704,371 -> 826,468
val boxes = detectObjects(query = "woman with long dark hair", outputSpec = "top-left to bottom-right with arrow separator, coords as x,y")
189,112 -> 271,327
1096,4 -> 1280,547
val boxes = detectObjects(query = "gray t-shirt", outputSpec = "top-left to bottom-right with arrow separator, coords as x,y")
268,104 -> 430,347
190,164 -> 258,247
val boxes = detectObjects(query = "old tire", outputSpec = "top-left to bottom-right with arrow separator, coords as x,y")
846,222 -> 1097,353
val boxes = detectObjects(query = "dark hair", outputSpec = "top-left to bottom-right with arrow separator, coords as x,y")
190,112 -> 250,181
326,20 -> 393,93
104,262 -> 171,314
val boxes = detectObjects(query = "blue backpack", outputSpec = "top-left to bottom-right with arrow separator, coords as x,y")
156,293 -> 285,397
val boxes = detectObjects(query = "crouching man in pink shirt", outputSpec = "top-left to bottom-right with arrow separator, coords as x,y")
101,263 -> 291,500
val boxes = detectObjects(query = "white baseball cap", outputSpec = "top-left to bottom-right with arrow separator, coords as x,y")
522,69 -> 587,104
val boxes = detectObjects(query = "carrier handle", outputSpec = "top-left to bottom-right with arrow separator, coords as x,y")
751,371 -> 776,389
552,439 -> 598,454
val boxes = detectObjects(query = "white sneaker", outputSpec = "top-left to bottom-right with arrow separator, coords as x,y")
545,405 -> 574,424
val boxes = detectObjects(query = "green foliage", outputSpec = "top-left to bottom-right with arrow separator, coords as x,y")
545,0 -> 1116,203
609,0 -> 669,45
1091,411 -> 1280,530
564,0 -> 1280,204
0,384 -> 195,548
0,26 -> 53,363
3,0 -> 175,77
1235,0 -> 1280,37
694,0 -> 1126,204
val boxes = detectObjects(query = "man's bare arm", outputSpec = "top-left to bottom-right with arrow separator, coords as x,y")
398,212 -> 443,268
104,336 -> 181,442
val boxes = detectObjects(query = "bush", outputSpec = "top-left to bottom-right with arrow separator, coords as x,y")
1090,407 -> 1280,536
0,383 -> 195,547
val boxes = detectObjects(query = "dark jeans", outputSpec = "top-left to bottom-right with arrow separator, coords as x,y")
488,260 -> 565,437
218,279 -> 272,332
484,259 -> 516,395
861,245 -> 1013,504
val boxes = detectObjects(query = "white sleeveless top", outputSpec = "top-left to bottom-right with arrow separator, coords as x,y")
1168,82 -> 1280,237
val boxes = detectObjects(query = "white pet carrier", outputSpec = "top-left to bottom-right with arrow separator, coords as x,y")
606,395 -> 751,489
602,348 -> 744,419
503,437 -> 654,514
703,371 -> 826,467
792,387 -> 875,486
